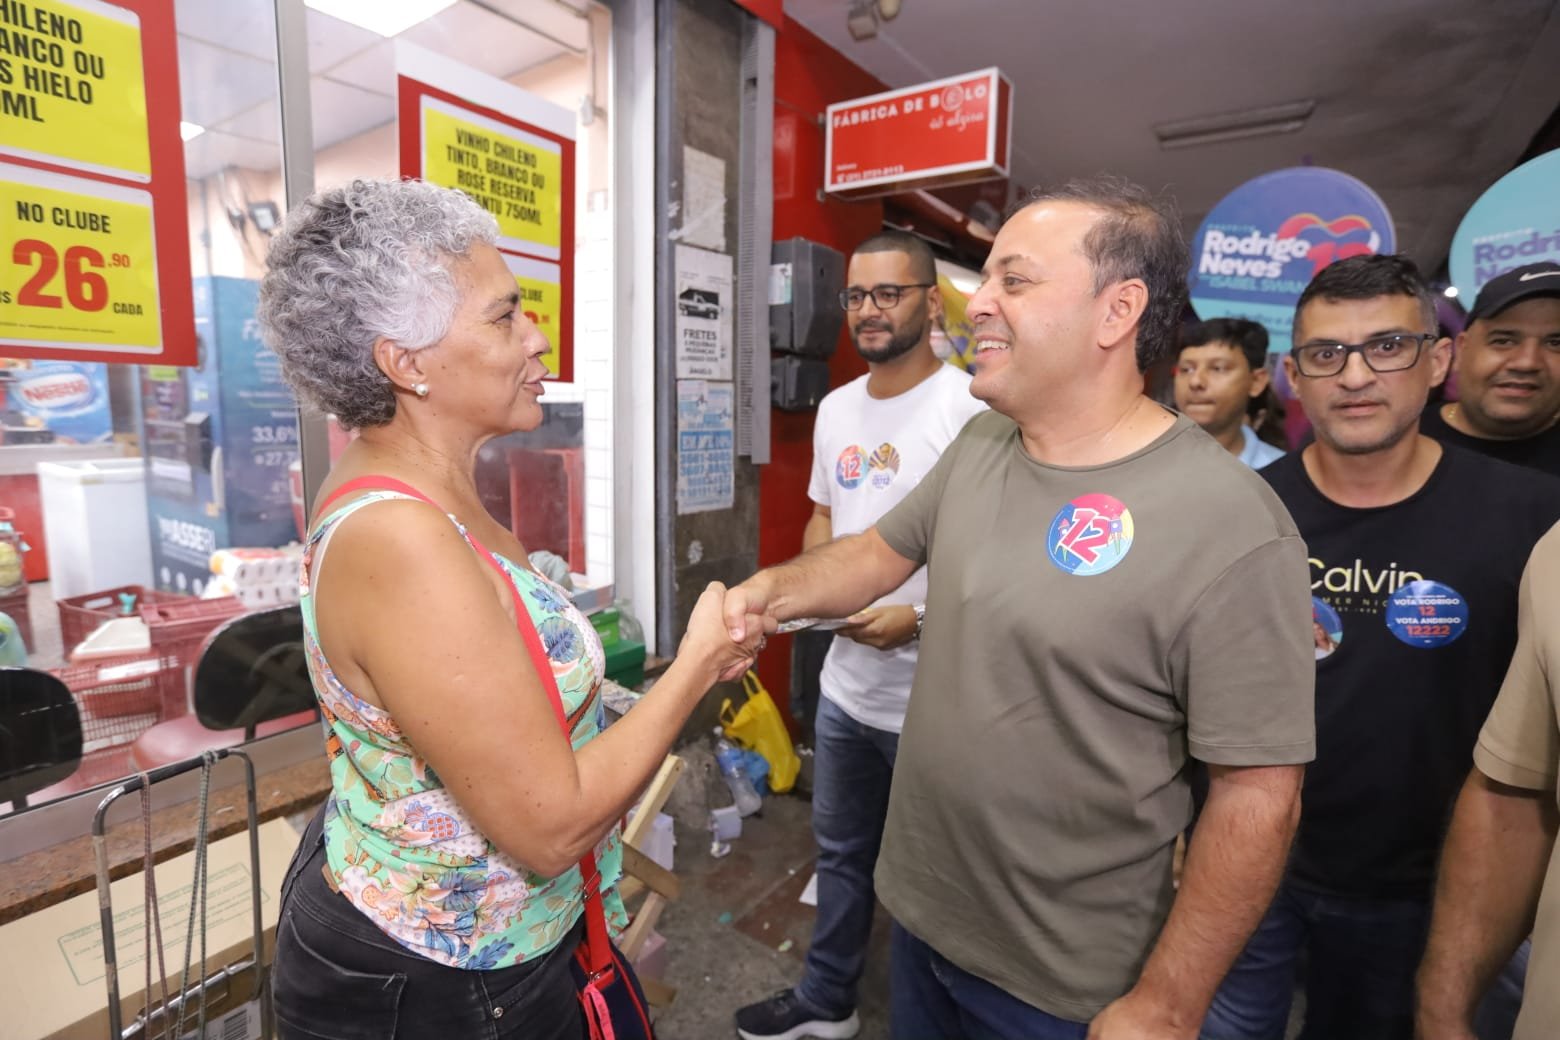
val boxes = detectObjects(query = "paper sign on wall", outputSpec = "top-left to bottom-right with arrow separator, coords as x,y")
681,146 -> 727,253
677,379 -> 734,514
674,244 -> 733,380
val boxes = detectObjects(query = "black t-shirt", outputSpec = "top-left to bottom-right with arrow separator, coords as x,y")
1262,444 -> 1560,899
1420,403 -> 1560,477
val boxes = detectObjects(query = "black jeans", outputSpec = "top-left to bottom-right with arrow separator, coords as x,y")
272,808 -> 586,1040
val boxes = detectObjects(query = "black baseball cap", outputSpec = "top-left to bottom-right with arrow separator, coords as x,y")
1468,262 -> 1560,322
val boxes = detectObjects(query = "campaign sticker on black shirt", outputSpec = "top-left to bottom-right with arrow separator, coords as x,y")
1312,597 -> 1343,660
1384,580 -> 1469,648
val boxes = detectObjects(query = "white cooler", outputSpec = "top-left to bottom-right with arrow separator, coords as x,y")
37,458 -> 153,600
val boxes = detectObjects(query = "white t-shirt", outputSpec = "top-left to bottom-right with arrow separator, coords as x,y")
807,363 -> 986,732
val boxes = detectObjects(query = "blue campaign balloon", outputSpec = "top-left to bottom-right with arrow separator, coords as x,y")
1188,167 -> 1395,356
1449,149 -> 1560,301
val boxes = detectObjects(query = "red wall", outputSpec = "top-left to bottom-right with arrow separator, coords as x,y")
756,19 -> 886,720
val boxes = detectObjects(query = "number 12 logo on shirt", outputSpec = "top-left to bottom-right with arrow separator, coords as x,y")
1048,494 -> 1135,576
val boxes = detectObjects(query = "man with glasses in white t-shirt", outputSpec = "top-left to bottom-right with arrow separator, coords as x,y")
735,230 -> 984,1040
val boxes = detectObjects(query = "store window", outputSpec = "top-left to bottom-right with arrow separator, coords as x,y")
0,0 -> 618,819
304,0 -> 618,593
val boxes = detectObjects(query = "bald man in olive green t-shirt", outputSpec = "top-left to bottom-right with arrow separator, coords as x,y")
726,180 -> 1314,1038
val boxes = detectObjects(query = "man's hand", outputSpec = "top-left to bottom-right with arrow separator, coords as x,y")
680,582 -> 768,683
722,580 -> 776,644
836,604 -> 918,650
1088,988 -> 1196,1040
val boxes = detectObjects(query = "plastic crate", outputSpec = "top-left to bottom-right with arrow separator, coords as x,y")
590,606 -> 621,648
142,595 -> 245,655
54,653 -> 169,754
141,595 -> 246,715
56,584 -> 179,654
50,596 -> 247,795
604,638 -> 645,688
56,595 -> 244,716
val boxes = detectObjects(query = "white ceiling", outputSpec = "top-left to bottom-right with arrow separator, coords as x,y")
174,0 -> 588,181
784,0 -> 1560,272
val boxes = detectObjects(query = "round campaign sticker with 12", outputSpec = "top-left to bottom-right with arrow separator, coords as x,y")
1384,579 -> 1469,649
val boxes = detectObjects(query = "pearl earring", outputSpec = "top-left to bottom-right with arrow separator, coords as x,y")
413,383 -> 429,398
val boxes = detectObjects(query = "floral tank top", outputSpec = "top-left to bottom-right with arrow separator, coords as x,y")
300,490 -> 627,969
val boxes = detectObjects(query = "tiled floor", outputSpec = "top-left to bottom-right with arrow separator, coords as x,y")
652,791 -> 891,1040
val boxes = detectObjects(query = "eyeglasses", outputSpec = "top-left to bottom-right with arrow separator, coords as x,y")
1290,333 -> 1437,378
839,283 -> 934,311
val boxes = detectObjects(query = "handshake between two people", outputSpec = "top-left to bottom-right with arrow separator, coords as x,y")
678,579 -> 777,685
677,572 -> 920,687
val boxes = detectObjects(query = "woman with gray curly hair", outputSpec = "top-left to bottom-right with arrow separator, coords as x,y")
261,178 -> 764,1039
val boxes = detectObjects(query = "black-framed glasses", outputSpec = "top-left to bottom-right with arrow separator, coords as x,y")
839,283 -> 934,311
1290,333 -> 1437,378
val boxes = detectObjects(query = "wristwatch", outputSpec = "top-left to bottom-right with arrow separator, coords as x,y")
913,603 -> 926,640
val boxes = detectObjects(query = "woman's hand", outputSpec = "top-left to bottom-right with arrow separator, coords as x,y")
681,581 -> 771,683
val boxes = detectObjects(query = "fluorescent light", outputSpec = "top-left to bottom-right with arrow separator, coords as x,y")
1443,286 -> 1460,299
180,121 -> 205,141
304,0 -> 457,37
1154,99 -> 1316,151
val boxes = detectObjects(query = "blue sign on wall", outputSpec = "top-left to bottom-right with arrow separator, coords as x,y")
1449,149 -> 1560,301
142,276 -> 300,596
1188,167 -> 1395,355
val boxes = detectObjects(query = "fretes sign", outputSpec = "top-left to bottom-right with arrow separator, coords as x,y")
825,68 -> 1011,199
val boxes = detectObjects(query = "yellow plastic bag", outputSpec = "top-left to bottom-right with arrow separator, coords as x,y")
721,671 -> 801,794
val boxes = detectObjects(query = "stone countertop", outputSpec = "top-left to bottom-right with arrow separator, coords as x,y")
0,757 -> 330,926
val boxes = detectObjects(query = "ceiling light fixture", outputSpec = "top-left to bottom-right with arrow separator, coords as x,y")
179,121 -> 205,141
304,0 -> 457,38
1153,99 -> 1317,151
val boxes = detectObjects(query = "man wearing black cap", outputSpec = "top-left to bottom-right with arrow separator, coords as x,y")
1421,262 -> 1560,475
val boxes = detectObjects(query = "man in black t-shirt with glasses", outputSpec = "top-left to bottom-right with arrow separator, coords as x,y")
1202,255 -> 1560,1040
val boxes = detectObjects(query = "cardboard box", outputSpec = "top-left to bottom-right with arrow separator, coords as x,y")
0,817 -> 300,1040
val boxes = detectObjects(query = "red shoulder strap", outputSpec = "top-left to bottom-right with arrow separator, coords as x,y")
314,475 -> 612,970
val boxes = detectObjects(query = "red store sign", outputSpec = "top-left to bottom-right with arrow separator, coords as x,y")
824,67 -> 1012,200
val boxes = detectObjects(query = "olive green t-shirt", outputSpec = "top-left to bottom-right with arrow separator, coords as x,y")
1472,521 -> 1560,1040
873,410 -> 1315,1021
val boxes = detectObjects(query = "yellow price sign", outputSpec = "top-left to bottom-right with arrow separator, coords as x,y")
0,169 -> 162,352
0,0 -> 151,180
423,102 -> 563,257
514,271 -> 563,377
